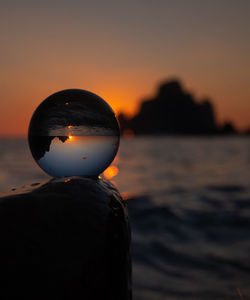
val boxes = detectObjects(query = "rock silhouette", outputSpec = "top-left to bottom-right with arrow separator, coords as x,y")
119,80 -> 236,135
245,129 -> 250,135
28,135 -> 69,161
0,177 -> 132,300
219,122 -> 236,135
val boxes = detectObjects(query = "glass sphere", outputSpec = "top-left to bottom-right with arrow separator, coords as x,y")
28,89 -> 120,177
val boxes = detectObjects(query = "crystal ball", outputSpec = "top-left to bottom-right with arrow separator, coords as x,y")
28,89 -> 120,177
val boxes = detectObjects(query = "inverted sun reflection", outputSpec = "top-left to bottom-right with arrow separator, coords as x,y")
28,89 -> 120,177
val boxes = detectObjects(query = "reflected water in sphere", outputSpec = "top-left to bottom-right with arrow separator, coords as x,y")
28,89 -> 120,177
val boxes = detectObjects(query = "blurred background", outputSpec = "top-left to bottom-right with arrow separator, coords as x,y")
1,1 -> 250,299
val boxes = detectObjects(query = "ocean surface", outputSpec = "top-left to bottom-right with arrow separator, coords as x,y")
1,137 -> 250,300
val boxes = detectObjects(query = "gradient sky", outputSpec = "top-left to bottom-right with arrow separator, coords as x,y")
1,0 -> 250,136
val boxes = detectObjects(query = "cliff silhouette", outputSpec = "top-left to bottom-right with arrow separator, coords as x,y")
118,80 -> 236,135
28,136 -> 69,161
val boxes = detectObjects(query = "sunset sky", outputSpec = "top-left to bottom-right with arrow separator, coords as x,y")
1,0 -> 250,136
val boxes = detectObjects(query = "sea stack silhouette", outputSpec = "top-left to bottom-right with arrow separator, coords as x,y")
119,79 -> 236,135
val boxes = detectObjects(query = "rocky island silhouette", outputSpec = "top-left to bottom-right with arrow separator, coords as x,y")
118,80 -> 236,135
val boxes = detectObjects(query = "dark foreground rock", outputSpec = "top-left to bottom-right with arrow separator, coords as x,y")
0,177 -> 131,300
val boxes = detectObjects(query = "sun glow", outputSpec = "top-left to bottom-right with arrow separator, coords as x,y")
104,165 -> 119,179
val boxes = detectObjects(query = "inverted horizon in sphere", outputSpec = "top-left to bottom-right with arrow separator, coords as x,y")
28,89 -> 120,177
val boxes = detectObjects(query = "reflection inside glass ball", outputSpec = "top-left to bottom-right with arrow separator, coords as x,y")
28,89 -> 120,177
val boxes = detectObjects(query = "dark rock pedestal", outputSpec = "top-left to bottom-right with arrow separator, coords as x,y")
0,177 -> 131,300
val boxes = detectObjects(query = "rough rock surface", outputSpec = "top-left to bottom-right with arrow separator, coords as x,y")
0,177 -> 131,300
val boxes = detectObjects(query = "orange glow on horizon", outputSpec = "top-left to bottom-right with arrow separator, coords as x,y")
95,87 -> 139,118
0,80 -> 249,137
1,1 -> 250,136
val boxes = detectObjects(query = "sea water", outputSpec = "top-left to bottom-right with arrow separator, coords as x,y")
0,136 -> 250,300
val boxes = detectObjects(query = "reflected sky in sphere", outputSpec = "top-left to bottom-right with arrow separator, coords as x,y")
28,89 -> 120,177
